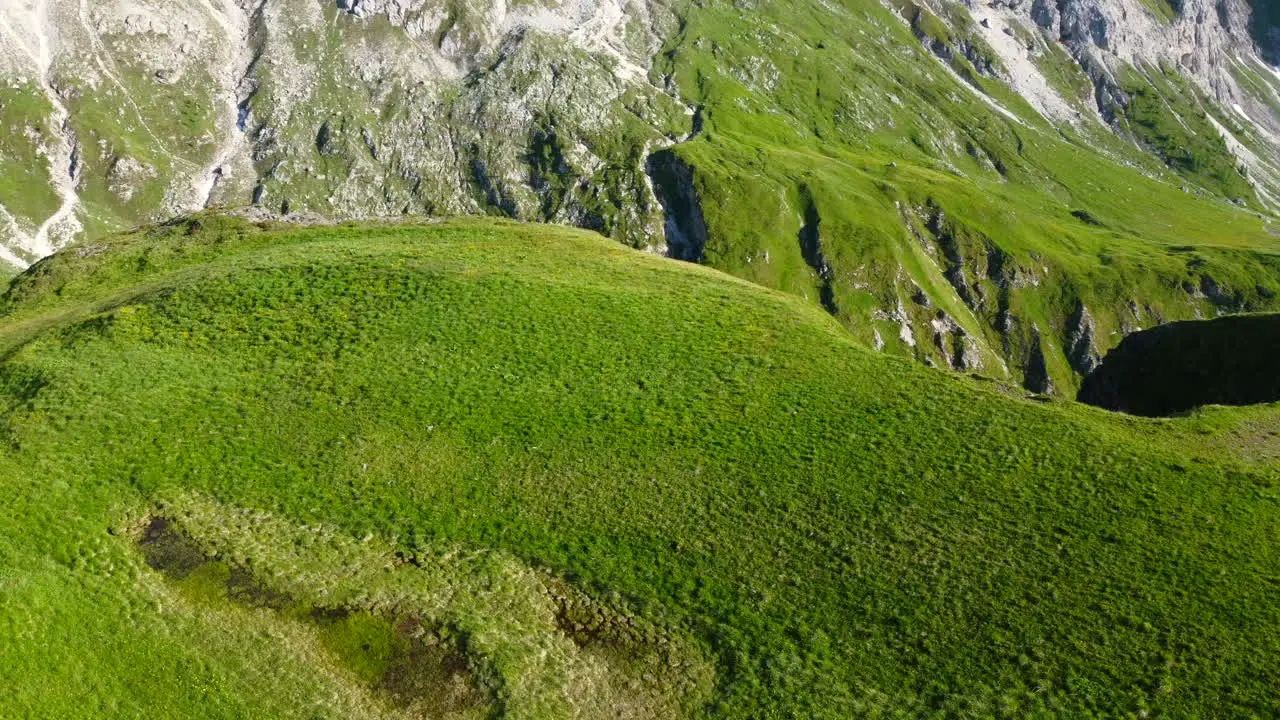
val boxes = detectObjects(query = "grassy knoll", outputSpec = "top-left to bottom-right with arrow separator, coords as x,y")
0,216 -> 1277,718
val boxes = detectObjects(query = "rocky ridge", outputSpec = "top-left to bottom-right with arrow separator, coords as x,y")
0,0 -> 689,264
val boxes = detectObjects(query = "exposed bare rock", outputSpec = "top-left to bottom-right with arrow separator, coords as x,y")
106,156 -> 158,202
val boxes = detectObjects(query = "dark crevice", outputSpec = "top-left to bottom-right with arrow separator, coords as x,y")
1198,273 -> 1244,310
526,122 -> 572,218
645,149 -> 708,262
1079,314 -> 1280,416
468,145 -> 518,217
1071,209 -> 1104,226
797,185 -> 838,316
1245,0 -> 1280,64
1023,328 -> 1054,394
924,205 -> 980,311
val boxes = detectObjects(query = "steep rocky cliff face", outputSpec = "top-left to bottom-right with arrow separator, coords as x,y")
2,0 -> 1280,393
0,0 -> 690,262
1016,0 -> 1280,200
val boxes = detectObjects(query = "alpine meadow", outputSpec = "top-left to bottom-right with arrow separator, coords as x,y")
1,0 -> 1279,718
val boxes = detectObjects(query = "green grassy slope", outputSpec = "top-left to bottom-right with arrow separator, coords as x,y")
0,217 -> 1277,717
642,0 -> 1280,393
6,0 -> 1279,399
0,84 -> 61,231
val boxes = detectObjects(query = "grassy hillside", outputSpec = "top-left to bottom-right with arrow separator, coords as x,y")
0,216 -> 1278,717
6,0 -> 1280,396
644,0 -> 1280,393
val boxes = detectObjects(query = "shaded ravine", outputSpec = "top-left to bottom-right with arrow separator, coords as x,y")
644,148 -> 708,262
797,184 -> 838,316
1245,0 -> 1280,65
1078,313 -> 1280,416
644,105 -> 706,261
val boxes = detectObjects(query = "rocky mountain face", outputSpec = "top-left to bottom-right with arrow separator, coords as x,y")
2,0 -> 1280,393
1028,0 -> 1280,198
0,0 -> 689,259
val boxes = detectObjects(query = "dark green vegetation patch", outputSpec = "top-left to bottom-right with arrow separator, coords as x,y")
0,218 -> 1278,717
130,492 -> 709,719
